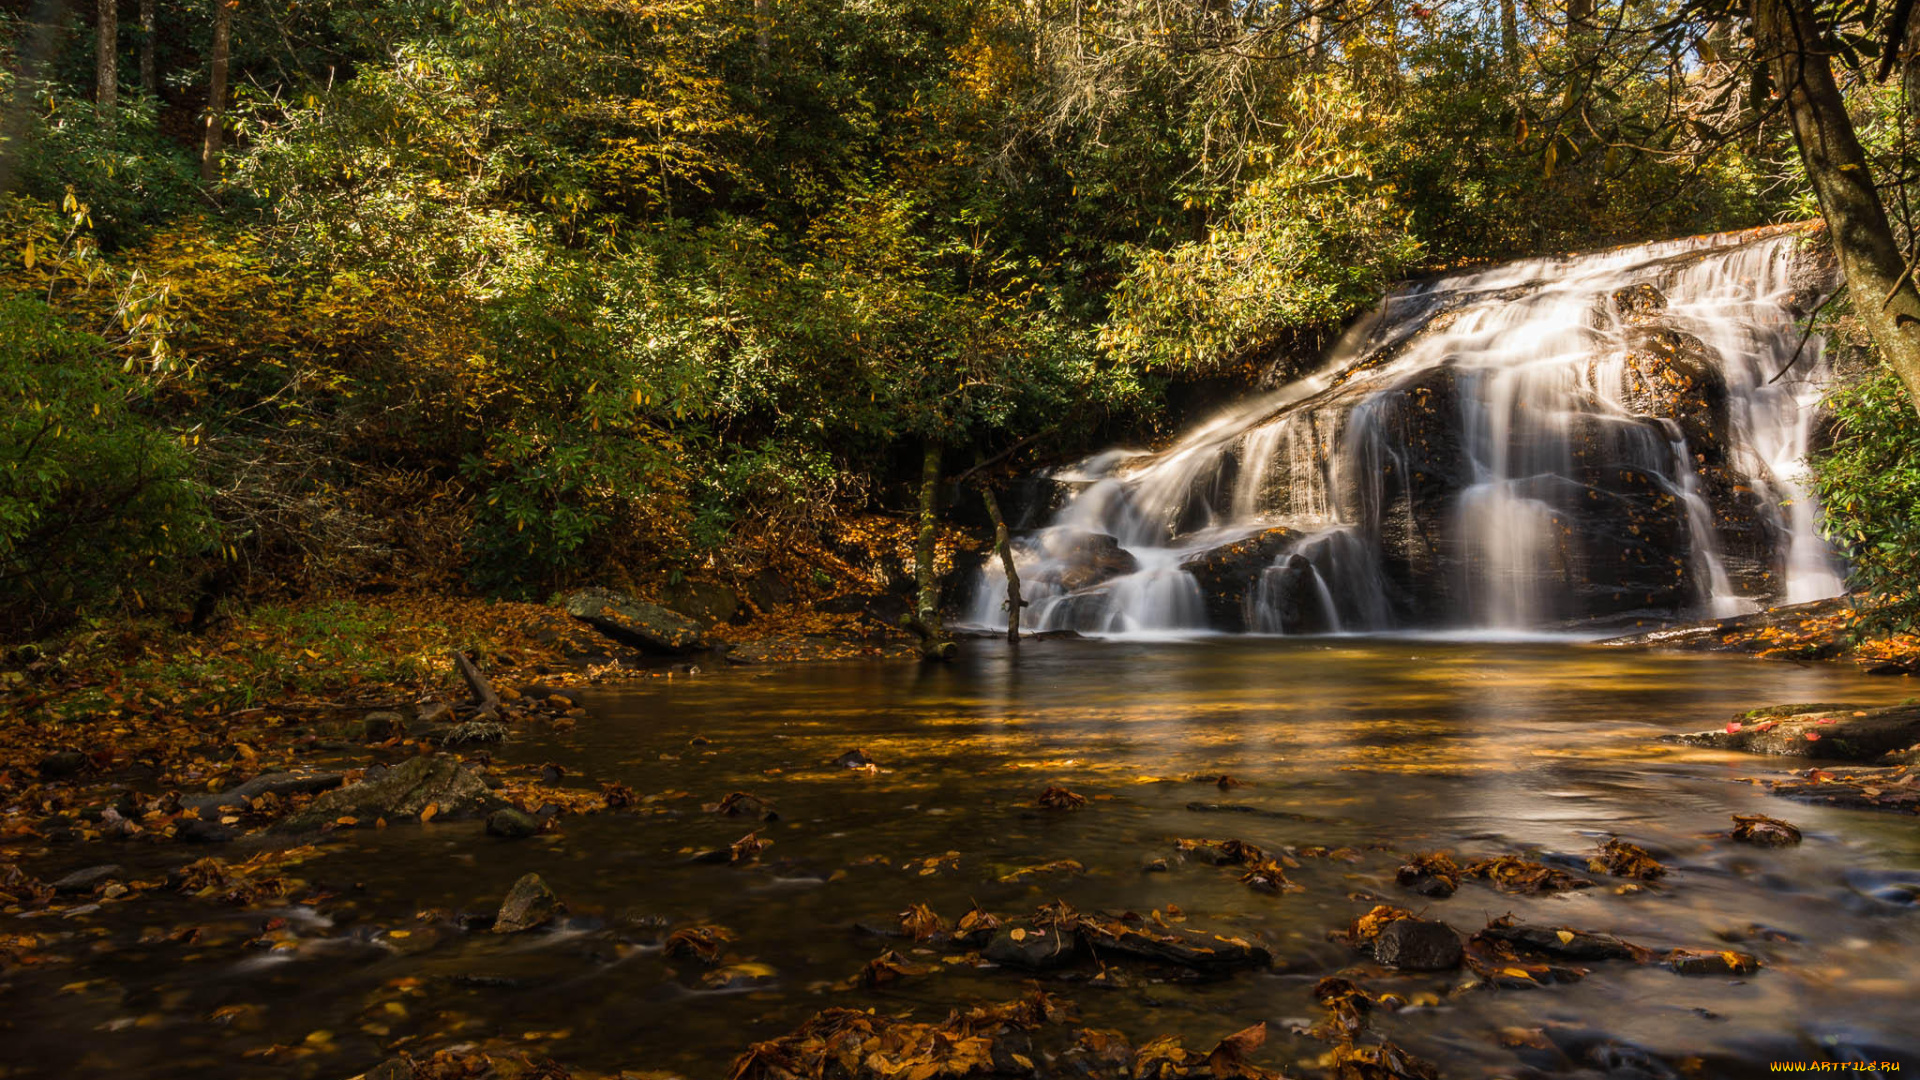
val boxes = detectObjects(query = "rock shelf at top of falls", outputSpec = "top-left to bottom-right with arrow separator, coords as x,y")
961,225 -> 1849,638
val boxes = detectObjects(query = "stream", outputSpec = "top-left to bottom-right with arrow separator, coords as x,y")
6,637 -> 1920,1078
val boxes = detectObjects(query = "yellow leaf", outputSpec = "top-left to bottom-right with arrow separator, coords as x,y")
1009,928 -> 1027,942
22,238 -> 35,269
420,803 -> 438,823
1556,930 -> 1575,945
1502,967 -> 1535,979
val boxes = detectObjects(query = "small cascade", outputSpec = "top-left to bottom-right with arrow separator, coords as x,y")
962,227 -> 1848,636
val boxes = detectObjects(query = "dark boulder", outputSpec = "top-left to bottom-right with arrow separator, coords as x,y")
661,580 -> 744,627
486,808 -> 542,839
563,588 -> 707,653
744,568 -> 794,612
1373,918 -> 1463,971
36,751 -> 89,780
1178,527 -> 1302,631
493,872 -> 561,933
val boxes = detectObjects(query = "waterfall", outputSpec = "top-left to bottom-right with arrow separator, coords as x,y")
962,227 -> 1848,637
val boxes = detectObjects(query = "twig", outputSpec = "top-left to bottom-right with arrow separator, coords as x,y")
949,428 -> 1057,488
1769,283 -> 1846,385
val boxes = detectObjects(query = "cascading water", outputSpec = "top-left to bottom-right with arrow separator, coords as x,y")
963,227 -> 1848,636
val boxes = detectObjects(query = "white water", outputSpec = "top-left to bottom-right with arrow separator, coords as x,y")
964,229 -> 1847,636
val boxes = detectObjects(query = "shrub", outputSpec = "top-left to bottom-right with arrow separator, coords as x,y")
0,296 -> 211,636
1811,367 -> 1920,632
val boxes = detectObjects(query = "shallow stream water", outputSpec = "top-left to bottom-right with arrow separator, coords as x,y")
8,638 -> 1920,1079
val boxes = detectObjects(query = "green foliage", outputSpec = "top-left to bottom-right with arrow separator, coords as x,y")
0,297 -> 210,633
0,0 -> 1863,626
1102,153 -> 1422,371
6,88 -> 198,249
1813,368 -> 1920,632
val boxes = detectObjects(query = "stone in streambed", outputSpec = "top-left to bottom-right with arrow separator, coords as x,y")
362,711 -> 406,742
1478,922 -> 1647,962
983,926 -> 1078,970
182,770 -> 346,811
277,755 -> 498,831
486,808 -> 542,839
1372,918 -> 1463,971
36,751 -> 89,779
51,864 -> 122,894
493,873 -> 561,933
1667,948 -> 1760,976
177,819 -> 238,844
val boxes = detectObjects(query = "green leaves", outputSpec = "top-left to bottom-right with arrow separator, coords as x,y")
1813,365 -> 1920,634
0,298 -> 211,634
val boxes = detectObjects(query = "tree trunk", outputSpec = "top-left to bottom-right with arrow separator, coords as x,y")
0,0 -> 70,196
753,0 -> 770,62
913,440 -> 955,661
138,0 -> 154,95
974,463 -> 1023,645
1500,0 -> 1519,73
1756,0 -> 1920,413
96,0 -> 117,119
200,0 -> 230,183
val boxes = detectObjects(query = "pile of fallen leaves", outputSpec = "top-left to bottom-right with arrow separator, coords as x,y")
726,991 -> 1280,1080
1764,763 -> 1920,812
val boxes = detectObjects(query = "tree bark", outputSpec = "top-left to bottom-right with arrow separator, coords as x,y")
95,0 -> 117,119
0,0 -> 70,196
973,462 -> 1023,645
1756,0 -> 1920,413
200,0 -> 230,183
138,0 -> 154,95
912,440 -> 955,661
1500,0 -> 1519,74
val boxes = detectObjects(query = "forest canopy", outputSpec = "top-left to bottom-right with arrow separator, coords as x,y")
2,0 -> 1917,634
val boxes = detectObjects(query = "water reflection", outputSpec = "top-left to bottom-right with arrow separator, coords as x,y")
6,639 -> 1920,1079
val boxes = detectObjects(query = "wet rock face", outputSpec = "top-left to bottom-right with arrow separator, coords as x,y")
1021,530 -> 1138,593
1507,469 -> 1696,619
1179,528 -> 1301,631
1349,366 -> 1472,625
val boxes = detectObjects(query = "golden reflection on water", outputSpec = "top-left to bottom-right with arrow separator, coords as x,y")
8,636 -> 1920,1080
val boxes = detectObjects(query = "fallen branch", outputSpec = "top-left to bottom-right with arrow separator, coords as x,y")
451,651 -> 501,720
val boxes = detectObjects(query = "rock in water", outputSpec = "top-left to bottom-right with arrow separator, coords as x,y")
361,711 -> 406,742
493,873 -> 561,933
486,808 -> 542,839
1672,703 -> 1920,761
277,756 -> 497,831
564,587 -> 708,653
983,926 -> 1079,969
1372,918 -> 1463,971
50,864 -> 122,894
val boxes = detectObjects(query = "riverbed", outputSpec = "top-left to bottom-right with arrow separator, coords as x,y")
7,637 -> 1920,1078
